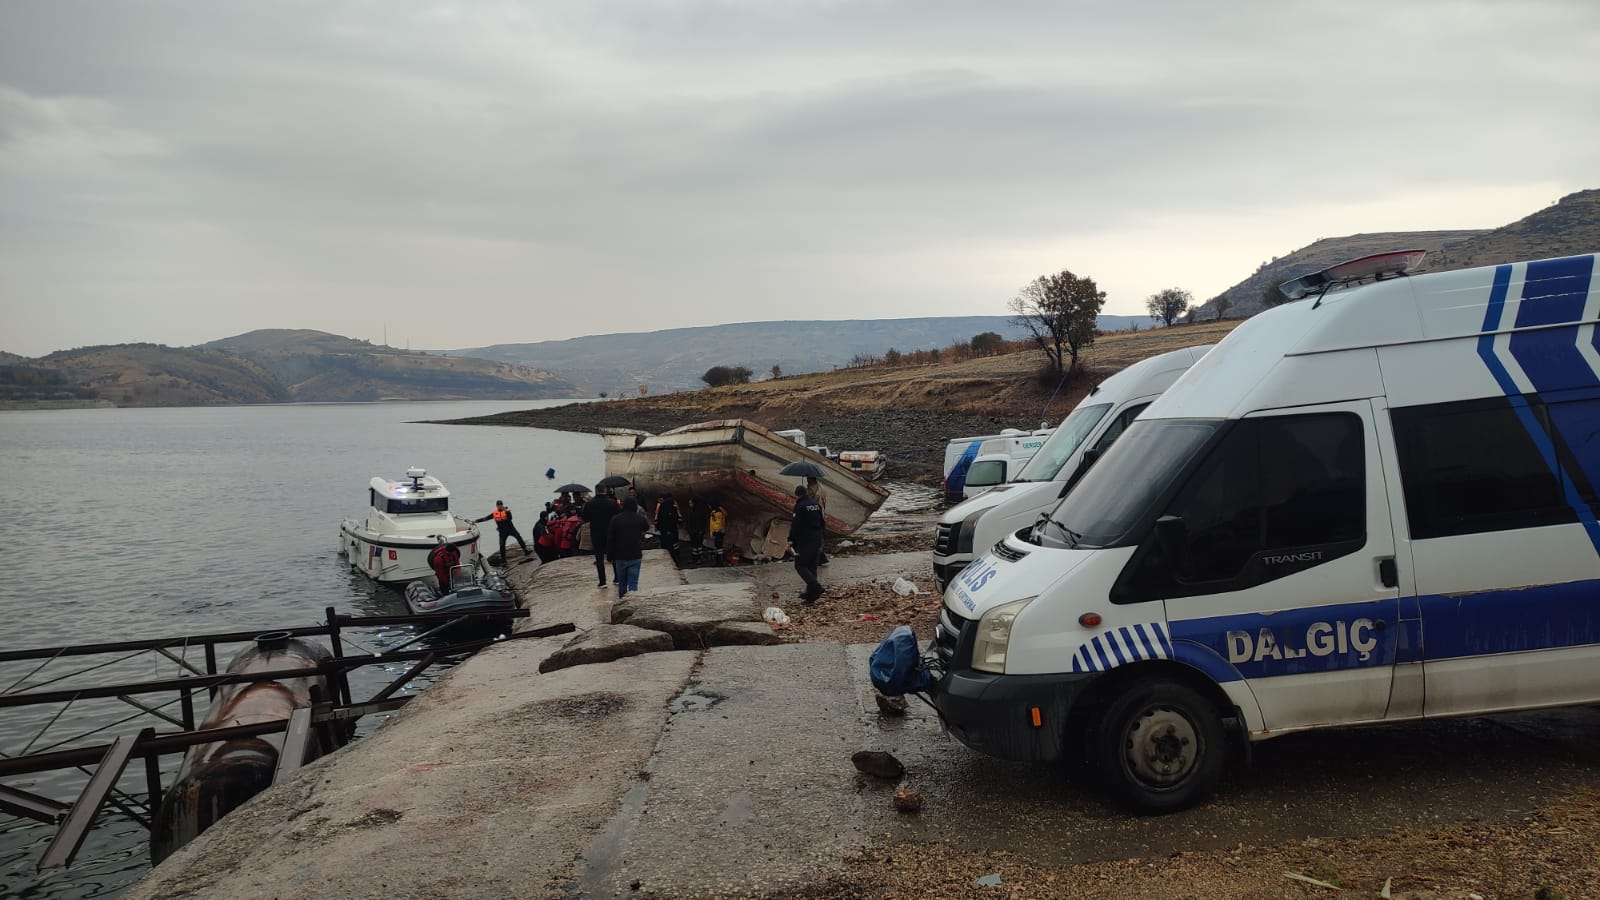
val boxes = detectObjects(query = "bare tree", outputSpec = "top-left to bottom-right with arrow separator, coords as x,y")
1146,288 -> 1193,327
1213,293 -> 1232,321
1009,270 -> 1107,377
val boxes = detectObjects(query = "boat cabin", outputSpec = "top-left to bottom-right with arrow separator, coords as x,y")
363,468 -> 458,534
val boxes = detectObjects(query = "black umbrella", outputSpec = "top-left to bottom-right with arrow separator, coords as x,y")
597,475 -> 631,489
554,483 -> 589,494
779,460 -> 825,479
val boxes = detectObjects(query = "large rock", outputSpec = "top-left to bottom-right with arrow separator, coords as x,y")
611,584 -> 766,649
709,621 -> 783,646
538,624 -> 677,673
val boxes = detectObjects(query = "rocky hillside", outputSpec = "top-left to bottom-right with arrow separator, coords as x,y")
1201,230 -> 1487,318
33,344 -> 289,407
1418,188 -> 1600,274
202,329 -> 574,401
1202,187 -> 1598,318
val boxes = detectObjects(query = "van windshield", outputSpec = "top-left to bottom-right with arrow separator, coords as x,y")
1040,418 -> 1221,548
1015,403 -> 1112,481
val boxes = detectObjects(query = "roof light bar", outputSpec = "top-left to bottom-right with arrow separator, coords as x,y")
1277,249 -> 1427,302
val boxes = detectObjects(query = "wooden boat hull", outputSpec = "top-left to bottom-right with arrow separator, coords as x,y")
602,420 -> 889,557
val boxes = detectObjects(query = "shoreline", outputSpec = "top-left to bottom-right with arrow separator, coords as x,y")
431,402 -> 1028,482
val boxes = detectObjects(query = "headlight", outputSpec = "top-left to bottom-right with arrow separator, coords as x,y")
955,507 -> 988,553
971,596 -> 1035,674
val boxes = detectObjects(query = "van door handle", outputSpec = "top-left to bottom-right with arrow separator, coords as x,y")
1378,557 -> 1398,589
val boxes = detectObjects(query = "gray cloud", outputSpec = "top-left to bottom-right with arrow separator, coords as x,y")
2,1 -> 1596,356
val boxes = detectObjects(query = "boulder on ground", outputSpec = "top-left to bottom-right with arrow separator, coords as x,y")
538,624 -> 676,673
611,584 -> 765,649
851,750 -> 905,779
709,621 -> 783,646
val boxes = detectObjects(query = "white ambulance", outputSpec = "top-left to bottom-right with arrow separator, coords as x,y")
932,251 -> 1600,813
932,345 -> 1211,592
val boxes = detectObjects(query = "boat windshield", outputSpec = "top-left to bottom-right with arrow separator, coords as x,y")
1038,418 -> 1222,549
385,496 -> 449,514
1014,403 -> 1113,482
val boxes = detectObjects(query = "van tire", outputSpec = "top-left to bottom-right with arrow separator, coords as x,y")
1089,680 -> 1225,814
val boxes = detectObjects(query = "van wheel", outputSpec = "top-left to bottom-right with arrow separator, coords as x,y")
1089,680 -> 1225,814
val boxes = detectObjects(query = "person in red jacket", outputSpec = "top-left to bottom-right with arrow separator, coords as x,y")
427,536 -> 461,593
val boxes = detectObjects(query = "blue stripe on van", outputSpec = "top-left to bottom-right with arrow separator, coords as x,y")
1415,577 -> 1600,662
1478,257 -> 1600,554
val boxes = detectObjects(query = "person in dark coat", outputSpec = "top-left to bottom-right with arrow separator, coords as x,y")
475,500 -> 529,560
427,536 -> 460,593
606,496 -> 652,598
582,486 -> 621,588
685,497 -> 709,561
531,511 -> 557,564
653,493 -> 682,563
790,484 -> 826,603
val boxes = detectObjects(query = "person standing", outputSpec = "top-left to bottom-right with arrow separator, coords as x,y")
806,475 -> 830,566
475,500 -> 529,561
531,511 -> 557,564
685,497 -> 708,562
427,535 -> 460,593
790,484 -> 826,602
653,493 -> 683,563
708,500 -> 727,564
582,485 -> 621,588
606,496 -> 651,598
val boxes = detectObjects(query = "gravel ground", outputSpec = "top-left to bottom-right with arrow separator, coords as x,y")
784,787 -> 1600,898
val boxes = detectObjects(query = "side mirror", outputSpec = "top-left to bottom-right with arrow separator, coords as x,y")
1153,515 -> 1187,566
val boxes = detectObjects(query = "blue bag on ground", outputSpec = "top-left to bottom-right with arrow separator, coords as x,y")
870,625 -> 932,696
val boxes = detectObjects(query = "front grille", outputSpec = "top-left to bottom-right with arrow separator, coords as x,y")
992,541 -> 1029,562
934,521 -> 958,555
934,605 -> 970,665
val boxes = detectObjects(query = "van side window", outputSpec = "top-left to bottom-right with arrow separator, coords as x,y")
1129,413 -> 1365,596
1391,395 -> 1587,538
1091,402 -> 1151,456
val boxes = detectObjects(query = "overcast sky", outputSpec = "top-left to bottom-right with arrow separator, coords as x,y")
2,1 -> 1596,357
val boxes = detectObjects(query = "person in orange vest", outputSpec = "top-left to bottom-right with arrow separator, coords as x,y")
427,535 -> 461,593
475,499 -> 530,560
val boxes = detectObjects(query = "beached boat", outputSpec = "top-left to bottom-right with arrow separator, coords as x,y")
837,450 -> 887,481
601,419 -> 890,560
338,467 -> 481,584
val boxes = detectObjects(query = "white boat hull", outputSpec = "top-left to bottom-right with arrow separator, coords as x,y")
338,519 -> 481,585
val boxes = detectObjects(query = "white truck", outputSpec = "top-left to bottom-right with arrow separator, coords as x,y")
932,345 -> 1211,592
931,251 -> 1600,813
941,428 -> 1052,504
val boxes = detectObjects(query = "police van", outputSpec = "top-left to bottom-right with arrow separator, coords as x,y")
933,345 -> 1211,592
932,251 -> 1600,813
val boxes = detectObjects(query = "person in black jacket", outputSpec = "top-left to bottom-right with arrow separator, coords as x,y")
790,484 -> 826,603
606,496 -> 651,598
581,486 -> 621,588
653,493 -> 682,563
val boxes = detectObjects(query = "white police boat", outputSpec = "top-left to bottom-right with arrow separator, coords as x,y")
338,467 -> 481,585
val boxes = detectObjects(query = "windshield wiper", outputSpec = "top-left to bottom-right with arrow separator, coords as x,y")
1046,517 -> 1083,548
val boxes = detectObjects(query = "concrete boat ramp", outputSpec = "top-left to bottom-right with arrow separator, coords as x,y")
127,551 -> 923,899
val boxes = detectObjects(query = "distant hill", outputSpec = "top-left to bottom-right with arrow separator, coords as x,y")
1200,188 -> 1598,318
34,343 -> 289,407
1200,230 -> 1488,318
204,329 -> 574,401
1418,189 -> 1600,274
452,314 -> 1150,395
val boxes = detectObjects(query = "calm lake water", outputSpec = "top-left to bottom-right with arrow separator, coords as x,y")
0,400 -> 600,898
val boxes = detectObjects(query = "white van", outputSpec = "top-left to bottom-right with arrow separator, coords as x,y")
942,428 -> 1052,503
931,252 -> 1600,813
932,346 -> 1211,591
